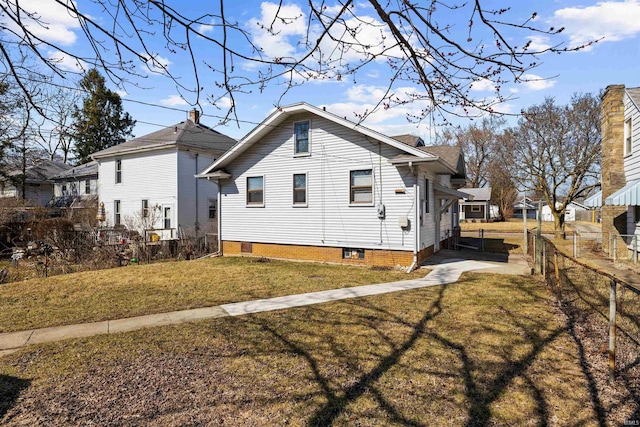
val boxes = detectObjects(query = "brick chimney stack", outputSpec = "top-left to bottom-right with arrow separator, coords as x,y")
189,109 -> 200,124
601,84 -> 627,251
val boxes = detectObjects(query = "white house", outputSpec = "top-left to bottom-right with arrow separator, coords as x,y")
458,187 -> 498,221
0,159 -> 71,206
603,86 -> 640,242
541,201 -> 588,222
197,103 -> 467,269
92,110 -> 236,239
49,160 -> 98,207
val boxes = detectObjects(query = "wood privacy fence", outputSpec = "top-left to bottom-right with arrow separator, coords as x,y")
527,230 -> 640,383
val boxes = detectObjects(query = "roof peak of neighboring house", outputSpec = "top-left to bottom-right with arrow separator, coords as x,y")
199,102 -> 445,177
626,87 -> 640,111
6,159 -> 72,183
91,118 -> 237,160
50,160 -> 98,180
460,187 -> 491,201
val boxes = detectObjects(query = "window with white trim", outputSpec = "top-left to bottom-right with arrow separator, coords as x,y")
163,206 -> 171,229
471,205 -> 482,212
115,159 -> 122,183
293,173 -> 307,205
85,179 -> 91,194
294,121 -> 310,155
425,178 -> 430,214
142,199 -> 149,218
208,198 -> 217,220
625,118 -> 633,155
246,176 -> 264,206
114,200 -> 121,225
350,169 -> 373,204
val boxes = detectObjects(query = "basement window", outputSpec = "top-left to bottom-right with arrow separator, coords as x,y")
342,248 -> 365,259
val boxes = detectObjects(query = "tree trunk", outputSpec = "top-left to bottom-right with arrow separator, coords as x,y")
553,210 -> 565,238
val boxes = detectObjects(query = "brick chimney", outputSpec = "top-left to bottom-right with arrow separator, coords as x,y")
601,84 -> 627,251
189,109 -> 200,124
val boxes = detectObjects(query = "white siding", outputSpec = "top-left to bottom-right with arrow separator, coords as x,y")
98,149 -> 178,232
177,150 -> 219,235
623,93 -> 640,181
220,113 -> 418,251
54,177 -> 97,198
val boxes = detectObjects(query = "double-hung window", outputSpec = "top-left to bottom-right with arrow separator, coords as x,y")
294,121 -> 310,155
293,173 -> 307,206
85,179 -> 91,194
208,199 -> 217,220
247,176 -> 264,206
424,178 -> 430,214
350,169 -> 373,204
142,199 -> 149,218
115,159 -> 122,183
114,200 -> 121,225
625,118 -> 633,155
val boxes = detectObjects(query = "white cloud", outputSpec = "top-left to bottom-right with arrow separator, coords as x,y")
12,0 -> 80,45
469,79 -> 495,92
552,0 -> 640,48
139,53 -> 172,75
247,2 -> 307,59
519,73 -> 556,91
197,18 -> 216,35
525,36 -> 553,52
47,50 -> 86,72
116,90 -> 128,98
160,95 -> 188,106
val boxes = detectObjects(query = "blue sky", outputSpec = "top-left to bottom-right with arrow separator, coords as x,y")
10,0 -> 640,142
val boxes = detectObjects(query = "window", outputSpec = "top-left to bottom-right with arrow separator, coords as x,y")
114,200 -> 121,225
294,121 -> 310,155
425,178 -> 430,214
115,159 -> 122,183
61,184 -> 67,195
246,176 -> 264,206
142,199 -> 149,218
163,206 -> 171,229
471,205 -> 482,212
625,118 -> 633,155
293,173 -> 307,205
343,248 -> 364,259
85,179 -> 91,194
350,169 -> 373,204
209,199 -> 217,220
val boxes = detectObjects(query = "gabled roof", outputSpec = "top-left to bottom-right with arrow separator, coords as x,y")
50,160 -> 98,180
5,160 -> 71,183
626,87 -> 640,110
92,119 -> 237,160
198,103 -> 439,177
392,134 -> 425,147
460,187 -> 492,201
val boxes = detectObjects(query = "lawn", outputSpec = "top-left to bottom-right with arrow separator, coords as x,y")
0,257 -> 425,333
1,272 -> 633,425
460,218 -> 566,234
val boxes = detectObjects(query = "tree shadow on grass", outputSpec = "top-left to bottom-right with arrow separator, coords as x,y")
0,374 -> 30,420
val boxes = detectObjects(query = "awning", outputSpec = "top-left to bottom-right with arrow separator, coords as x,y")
195,170 -> 231,180
605,180 -> 640,206
434,184 -> 471,200
583,190 -> 602,208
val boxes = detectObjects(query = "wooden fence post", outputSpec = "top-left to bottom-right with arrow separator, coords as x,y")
609,279 -> 617,383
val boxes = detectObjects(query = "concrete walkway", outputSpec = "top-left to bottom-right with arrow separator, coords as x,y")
0,256 -> 526,355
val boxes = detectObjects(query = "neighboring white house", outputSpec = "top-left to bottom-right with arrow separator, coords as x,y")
49,160 -> 98,207
0,160 -> 71,206
197,102 -> 467,268
541,201 -> 588,222
603,86 -> 640,241
92,110 -> 236,239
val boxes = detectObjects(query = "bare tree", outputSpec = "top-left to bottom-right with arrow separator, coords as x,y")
32,84 -> 79,163
0,1 -> 589,125
489,164 -> 517,220
501,94 -> 601,233
451,116 -> 506,188
123,203 -> 162,237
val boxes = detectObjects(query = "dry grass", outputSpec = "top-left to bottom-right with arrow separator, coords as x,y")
460,219 -> 564,233
0,257 -> 425,333
1,273 -> 633,425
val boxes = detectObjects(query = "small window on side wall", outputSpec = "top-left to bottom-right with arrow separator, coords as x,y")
425,178 -> 430,214
293,173 -> 307,205
209,199 -> 217,220
625,118 -> 633,155
247,176 -> 264,206
115,159 -> 122,183
294,121 -> 310,155
114,200 -> 121,225
343,248 -> 365,259
350,169 -> 373,204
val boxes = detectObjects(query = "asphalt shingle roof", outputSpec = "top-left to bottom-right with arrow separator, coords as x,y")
50,160 -> 98,180
6,160 -> 71,183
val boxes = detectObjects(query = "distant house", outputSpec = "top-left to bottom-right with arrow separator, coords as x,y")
601,85 -> 640,251
459,187 -> 496,221
0,160 -> 71,206
49,160 -> 98,208
197,102 -> 467,268
92,110 -> 236,239
541,201 -> 588,222
513,197 -> 537,219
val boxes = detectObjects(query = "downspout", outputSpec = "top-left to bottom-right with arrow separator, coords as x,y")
407,173 -> 419,273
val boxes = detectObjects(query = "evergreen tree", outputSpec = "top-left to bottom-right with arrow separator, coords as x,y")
71,69 -> 135,164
